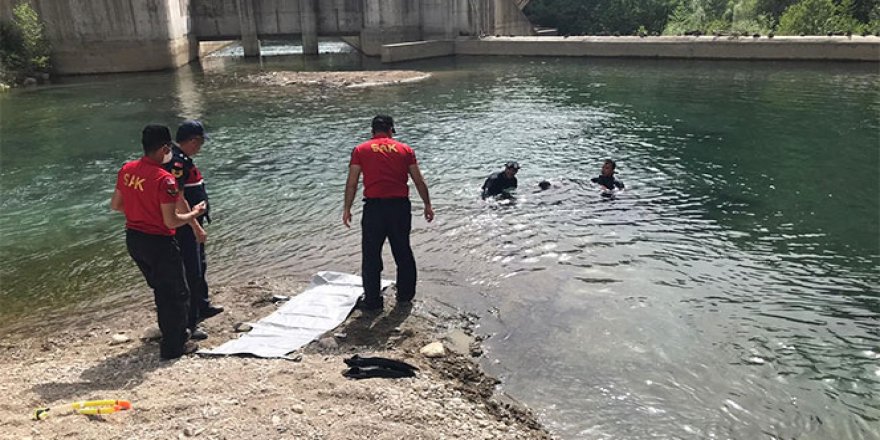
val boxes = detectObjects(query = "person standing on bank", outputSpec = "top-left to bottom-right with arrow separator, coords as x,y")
342,115 -> 434,311
165,120 -> 223,341
481,161 -> 520,199
110,125 -> 206,359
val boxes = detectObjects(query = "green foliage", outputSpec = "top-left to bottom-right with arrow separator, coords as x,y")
664,0 -> 773,34
525,0 -> 677,35
777,0 -> 869,34
527,0 -> 878,36
729,0 -> 774,33
0,1 -> 51,78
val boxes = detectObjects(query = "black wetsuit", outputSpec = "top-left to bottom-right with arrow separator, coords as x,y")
591,175 -> 624,190
482,171 -> 518,198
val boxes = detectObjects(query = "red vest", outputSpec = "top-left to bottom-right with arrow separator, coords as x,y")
350,135 -> 417,199
116,157 -> 180,236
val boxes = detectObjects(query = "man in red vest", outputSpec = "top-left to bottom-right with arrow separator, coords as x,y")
111,125 -> 206,359
343,115 -> 434,311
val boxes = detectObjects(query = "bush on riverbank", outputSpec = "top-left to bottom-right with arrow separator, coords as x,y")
525,0 -> 880,36
0,1 -> 51,88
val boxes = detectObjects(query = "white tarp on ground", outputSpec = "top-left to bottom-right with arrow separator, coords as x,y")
203,271 -> 390,359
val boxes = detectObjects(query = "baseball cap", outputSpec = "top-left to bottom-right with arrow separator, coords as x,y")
142,124 -> 172,151
505,161 -> 520,170
371,115 -> 396,134
176,120 -> 209,142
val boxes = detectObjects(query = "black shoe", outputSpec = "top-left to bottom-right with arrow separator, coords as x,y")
354,296 -> 383,311
160,341 -> 199,360
201,305 -> 224,320
189,327 -> 208,340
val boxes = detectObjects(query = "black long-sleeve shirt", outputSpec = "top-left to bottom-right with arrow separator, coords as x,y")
482,171 -> 518,198
591,175 -> 624,190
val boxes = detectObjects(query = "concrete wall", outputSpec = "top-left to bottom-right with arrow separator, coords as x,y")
190,0 -> 364,39
189,0 -> 533,51
0,0 -> 538,73
455,36 -> 880,62
381,39 -> 454,62
1,0 -> 197,74
358,0 -> 422,55
491,0 -> 534,36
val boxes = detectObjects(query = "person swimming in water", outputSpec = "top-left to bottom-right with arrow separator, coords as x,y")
591,159 -> 625,193
482,161 -> 520,199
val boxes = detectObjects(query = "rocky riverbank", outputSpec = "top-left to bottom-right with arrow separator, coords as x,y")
0,277 -> 554,440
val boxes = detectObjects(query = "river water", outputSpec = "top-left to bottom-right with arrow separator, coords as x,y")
1,43 -> 878,439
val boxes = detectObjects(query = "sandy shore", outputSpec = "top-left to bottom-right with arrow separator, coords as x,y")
0,277 -> 554,439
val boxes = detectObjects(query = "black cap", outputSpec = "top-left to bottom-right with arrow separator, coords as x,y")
142,124 -> 172,152
371,115 -> 396,134
505,161 -> 520,170
176,120 -> 208,142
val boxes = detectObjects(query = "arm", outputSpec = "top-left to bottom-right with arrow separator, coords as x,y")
110,189 -> 124,212
161,200 -> 206,230
177,197 -> 208,242
482,174 -> 497,198
408,164 -> 434,222
342,164 -> 361,228
614,179 -> 625,190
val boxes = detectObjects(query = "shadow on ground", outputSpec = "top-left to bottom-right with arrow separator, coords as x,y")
30,342 -> 175,403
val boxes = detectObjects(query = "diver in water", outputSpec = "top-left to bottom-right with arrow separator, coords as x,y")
482,161 -> 520,199
591,159 -> 625,195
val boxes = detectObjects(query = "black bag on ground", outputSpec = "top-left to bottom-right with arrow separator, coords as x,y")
342,354 -> 419,380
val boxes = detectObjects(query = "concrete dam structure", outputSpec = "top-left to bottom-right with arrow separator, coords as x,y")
0,0 -> 534,74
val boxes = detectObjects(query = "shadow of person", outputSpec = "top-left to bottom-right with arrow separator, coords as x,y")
335,301 -> 414,350
30,342 -> 176,403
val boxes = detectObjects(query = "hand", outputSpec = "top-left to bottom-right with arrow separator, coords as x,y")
424,205 -> 434,223
195,227 -> 208,243
343,210 -> 352,228
193,201 -> 207,215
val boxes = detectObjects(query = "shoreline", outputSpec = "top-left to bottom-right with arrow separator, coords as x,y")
0,276 -> 554,439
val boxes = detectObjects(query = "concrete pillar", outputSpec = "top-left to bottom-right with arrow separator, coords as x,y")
237,0 -> 260,57
299,0 -> 318,56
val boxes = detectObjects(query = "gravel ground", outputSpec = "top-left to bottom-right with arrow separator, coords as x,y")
0,277 -> 554,440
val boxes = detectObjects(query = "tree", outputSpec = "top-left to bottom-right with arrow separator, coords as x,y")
777,0 -> 866,34
0,1 -> 51,79
525,0 -> 676,35
12,1 -> 51,72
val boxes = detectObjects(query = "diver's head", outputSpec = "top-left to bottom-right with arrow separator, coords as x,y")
504,161 -> 520,178
602,159 -> 616,177
538,180 -> 551,190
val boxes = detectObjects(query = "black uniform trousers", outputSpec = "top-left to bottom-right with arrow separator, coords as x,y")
125,229 -> 190,358
361,198 -> 416,306
176,221 -> 210,329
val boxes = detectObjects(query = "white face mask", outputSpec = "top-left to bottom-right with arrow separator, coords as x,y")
162,149 -> 173,164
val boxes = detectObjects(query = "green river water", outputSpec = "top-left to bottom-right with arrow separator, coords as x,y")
1,44 -> 878,439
